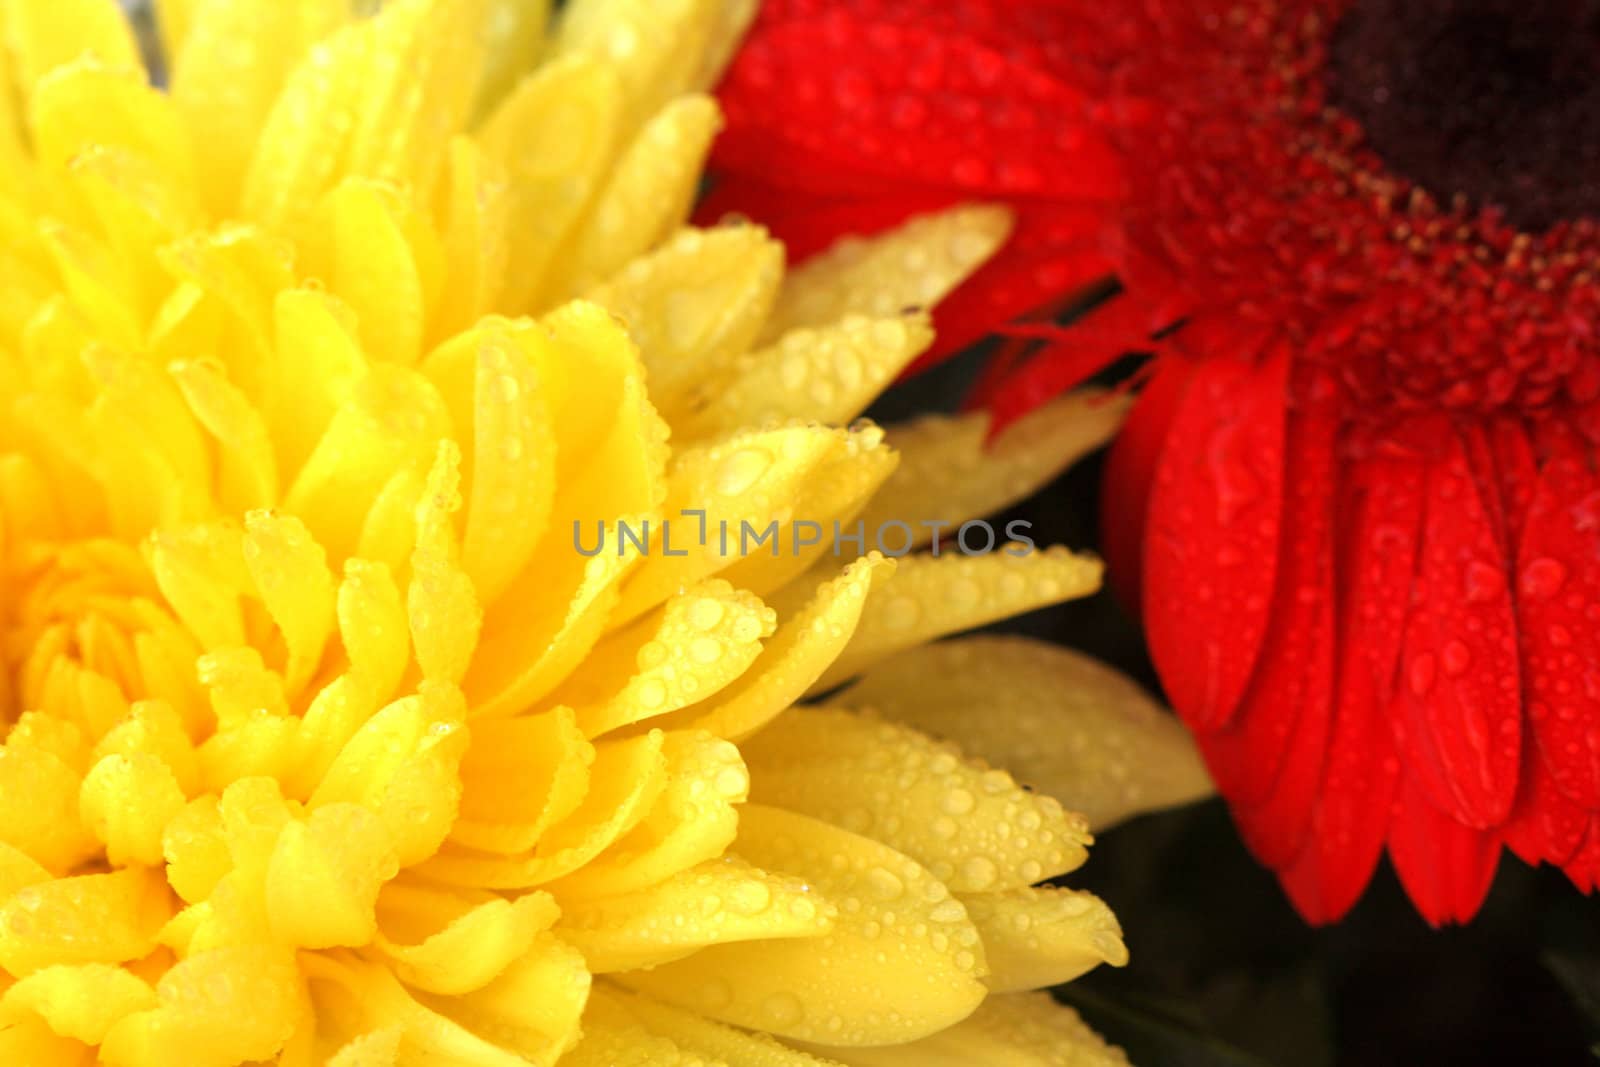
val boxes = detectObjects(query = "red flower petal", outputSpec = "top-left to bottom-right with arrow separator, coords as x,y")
715,17 -> 1120,201
1503,742 -> 1589,869
1517,424 -> 1600,810
1144,342 -> 1289,731
1100,356 -> 1195,611
1387,776 -> 1500,927
1563,818 -> 1600,894
1204,413 -> 1339,870
1392,421 -> 1522,829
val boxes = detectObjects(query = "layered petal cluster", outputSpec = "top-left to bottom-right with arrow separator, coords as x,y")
710,0 -> 1600,925
0,0 -> 1208,1062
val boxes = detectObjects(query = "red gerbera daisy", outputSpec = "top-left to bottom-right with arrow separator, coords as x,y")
708,0 -> 1600,925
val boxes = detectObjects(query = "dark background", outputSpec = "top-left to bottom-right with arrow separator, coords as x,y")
870,346 -> 1600,1067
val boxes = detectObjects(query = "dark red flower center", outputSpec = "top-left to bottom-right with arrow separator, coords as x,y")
1327,0 -> 1600,233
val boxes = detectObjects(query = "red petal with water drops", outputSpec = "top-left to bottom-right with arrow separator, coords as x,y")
1100,356 -> 1194,612
1392,422 -> 1522,829
1387,776 -> 1501,927
1143,343 -> 1290,731
1202,413 -> 1339,872
714,17 -> 1120,202
1503,744 -> 1589,869
1278,641 -> 1402,925
1516,424 -> 1600,810
1563,818 -> 1600,894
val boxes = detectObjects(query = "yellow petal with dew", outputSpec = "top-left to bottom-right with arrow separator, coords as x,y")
474,0 -> 552,120
408,443 -> 482,686
241,511 -> 334,695
1,963 -> 157,1046
856,391 -> 1129,553
676,313 -> 933,444
452,707 -> 593,855
4,0 -> 139,93
549,728 -> 747,898
554,0 -> 730,129
805,547 -> 1103,692
0,868 -> 169,976
267,802 -> 399,949
168,0 -> 349,213
959,887 -> 1127,993
622,804 -> 987,1047
161,796 -> 229,904
309,681 -> 469,867
745,709 -> 1091,892
414,932 -> 591,1066
477,56 -> 624,312
0,743 -> 100,872
684,555 -> 889,742
374,881 -> 558,996
599,986 -> 845,1067
263,286 -> 366,475
836,636 -> 1213,829
169,359 -> 279,514
586,224 -> 783,416
99,945 -> 301,1067
337,558 -> 409,705
611,423 -> 848,626
761,205 -> 1011,341
810,992 -> 1130,1067
78,753 -> 187,868
560,94 -> 721,298
92,700 -> 197,797
555,581 -> 774,737
0,842 -> 52,902
557,856 -> 834,973
421,729 -> 666,889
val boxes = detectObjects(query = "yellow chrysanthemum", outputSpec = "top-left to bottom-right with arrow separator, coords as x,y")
0,0 -> 1211,1064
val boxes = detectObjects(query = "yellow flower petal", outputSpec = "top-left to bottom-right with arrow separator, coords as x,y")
0,743 -> 100,871
805,547 -> 1103,692
960,888 -> 1127,993
1,962 -> 157,1045
478,56 -> 625,312
374,882 -> 558,995
561,95 -> 721,297
79,752 -> 187,868
267,801 -> 399,949
599,986 -> 844,1067
745,710 -> 1091,892
0,868 -> 170,976
100,945 -> 301,1067
810,992 -> 1130,1067
622,804 -> 987,1047
686,554 -> 890,742
837,636 -> 1213,829
855,390 -> 1129,553
556,581 -> 775,737
760,205 -> 1011,341
551,729 -> 747,898
4,0 -> 139,93
453,707 -> 594,855
586,225 -> 783,416
676,313 -> 933,444
558,856 -> 834,973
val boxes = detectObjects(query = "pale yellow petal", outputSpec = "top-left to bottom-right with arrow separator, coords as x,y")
622,805 -> 987,1047
675,313 -> 933,443
761,205 -> 1011,341
805,548 -> 1102,691
960,887 -> 1127,993
744,710 -> 1091,892
586,225 -> 782,415
601,987 -> 845,1067
0,868 -> 169,976
557,856 -> 834,973
837,637 -> 1213,828
856,391 -> 1129,552
812,992 -> 1130,1067
374,882 -> 558,995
